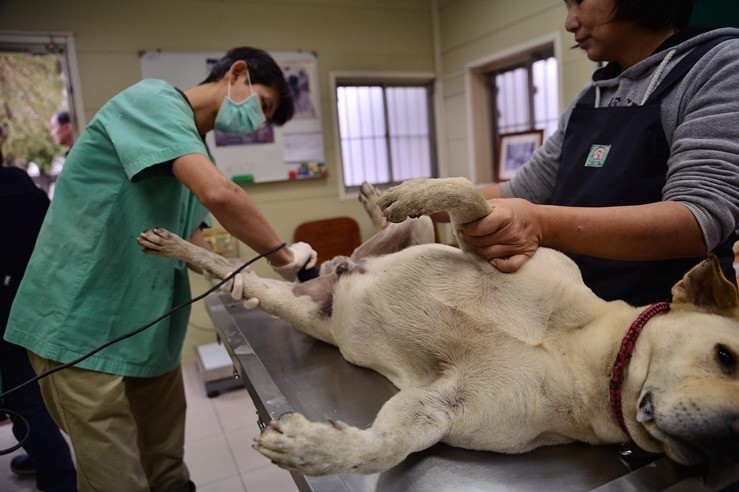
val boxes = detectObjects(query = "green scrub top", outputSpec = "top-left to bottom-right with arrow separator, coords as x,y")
5,79 -> 213,377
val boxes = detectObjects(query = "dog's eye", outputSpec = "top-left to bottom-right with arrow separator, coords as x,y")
715,344 -> 737,375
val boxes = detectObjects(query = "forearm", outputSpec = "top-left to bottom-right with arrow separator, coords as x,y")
205,190 -> 293,266
537,201 -> 707,260
480,183 -> 503,200
173,154 -> 293,266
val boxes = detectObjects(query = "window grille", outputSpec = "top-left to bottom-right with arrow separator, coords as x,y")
489,54 -> 559,141
336,83 -> 437,191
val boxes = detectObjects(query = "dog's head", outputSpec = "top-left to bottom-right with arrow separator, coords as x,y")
628,254 -> 739,486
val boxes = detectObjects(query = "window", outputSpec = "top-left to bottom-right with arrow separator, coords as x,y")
489,51 -> 559,143
465,38 -> 560,183
0,31 -> 83,197
336,83 -> 437,191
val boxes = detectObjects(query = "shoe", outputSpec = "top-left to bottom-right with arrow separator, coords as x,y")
10,454 -> 36,476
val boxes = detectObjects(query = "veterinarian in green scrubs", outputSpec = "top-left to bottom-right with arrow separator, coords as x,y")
4,47 -> 317,492
461,0 -> 739,306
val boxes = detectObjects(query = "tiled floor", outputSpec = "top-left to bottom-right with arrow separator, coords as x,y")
0,356 -> 298,492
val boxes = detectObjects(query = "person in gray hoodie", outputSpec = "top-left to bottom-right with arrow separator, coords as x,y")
461,0 -> 739,306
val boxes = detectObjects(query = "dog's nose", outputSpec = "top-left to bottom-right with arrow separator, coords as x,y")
639,392 -> 653,413
636,392 -> 655,423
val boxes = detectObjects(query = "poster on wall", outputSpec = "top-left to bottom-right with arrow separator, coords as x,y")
139,50 -> 326,184
282,58 -> 319,120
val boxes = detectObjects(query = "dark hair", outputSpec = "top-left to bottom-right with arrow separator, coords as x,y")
54,111 -> 70,125
611,0 -> 697,31
200,47 -> 294,125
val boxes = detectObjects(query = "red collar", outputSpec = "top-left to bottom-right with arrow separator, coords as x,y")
609,302 -> 671,438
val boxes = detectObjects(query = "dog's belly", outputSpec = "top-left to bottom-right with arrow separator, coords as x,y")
322,244 -> 599,450
327,245 -> 553,385
328,245 -> 493,380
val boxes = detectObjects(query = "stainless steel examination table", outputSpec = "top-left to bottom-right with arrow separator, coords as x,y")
204,292 -> 720,492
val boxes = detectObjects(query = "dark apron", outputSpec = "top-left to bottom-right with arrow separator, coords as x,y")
551,36 -> 737,306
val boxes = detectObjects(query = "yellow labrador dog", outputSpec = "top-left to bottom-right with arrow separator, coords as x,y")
137,177 -> 739,483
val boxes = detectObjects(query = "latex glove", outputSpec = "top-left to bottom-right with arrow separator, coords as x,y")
272,242 -> 318,282
204,264 -> 259,309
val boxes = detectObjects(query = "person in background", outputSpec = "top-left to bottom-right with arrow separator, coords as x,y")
0,150 -> 77,492
50,110 -> 75,154
47,110 -> 75,198
456,0 -> 739,306
4,46 -> 316,492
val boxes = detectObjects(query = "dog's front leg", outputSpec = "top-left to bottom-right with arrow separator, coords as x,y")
254,377 -> 458,475
377,177 -> 492,255
378,177 -> 492,225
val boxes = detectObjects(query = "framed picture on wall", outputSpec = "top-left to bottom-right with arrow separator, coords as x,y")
495,130 -> 544,182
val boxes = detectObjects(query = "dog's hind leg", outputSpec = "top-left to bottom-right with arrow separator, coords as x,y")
358,181 -> 388,232
138,227 -> 238,280
351,180 -> 435,260
349,215 -> 435,261
254,374 -> 461,475
137,228 -> 337,345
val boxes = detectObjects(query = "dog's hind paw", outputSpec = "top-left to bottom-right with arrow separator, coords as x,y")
137,227 -> 189,258
359,181 -> 388,230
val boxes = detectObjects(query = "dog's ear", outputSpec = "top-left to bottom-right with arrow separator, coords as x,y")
671,254 -> 739,317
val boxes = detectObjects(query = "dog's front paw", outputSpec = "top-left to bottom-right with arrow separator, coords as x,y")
379,177 -> 490,225
377,178 -> 436,223
253,413 -> 370,475
137,227 -> 189,258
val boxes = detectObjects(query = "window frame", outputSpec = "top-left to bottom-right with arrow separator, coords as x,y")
0,30 -> 85,135
330,71 -> 437,199
487,48 -> 558,175
463,34 -> 563,184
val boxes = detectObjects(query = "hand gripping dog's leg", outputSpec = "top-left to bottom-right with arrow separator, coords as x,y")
254,374 -> 461,475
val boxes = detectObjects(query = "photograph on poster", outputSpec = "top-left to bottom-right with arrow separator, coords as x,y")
282,59 -> 317,119
496,130 -> 544,181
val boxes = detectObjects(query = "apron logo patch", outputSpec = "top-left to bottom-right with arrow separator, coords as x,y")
585,144 -> 611,168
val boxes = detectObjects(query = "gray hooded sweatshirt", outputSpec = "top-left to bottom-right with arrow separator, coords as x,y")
502,26 -> 739,252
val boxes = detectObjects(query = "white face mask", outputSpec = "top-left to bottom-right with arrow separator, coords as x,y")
214,71 -> 266,135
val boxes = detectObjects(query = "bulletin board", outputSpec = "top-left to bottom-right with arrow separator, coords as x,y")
139,50 -> 326,184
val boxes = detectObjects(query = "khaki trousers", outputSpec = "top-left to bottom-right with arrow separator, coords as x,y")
28,352 -> 191,492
